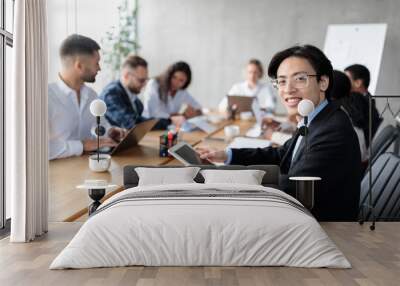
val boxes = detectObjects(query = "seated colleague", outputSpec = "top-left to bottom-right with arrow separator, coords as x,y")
218,58 -> 277,113
48,34 -> 125,160
99,55 -> 148,129
330,70 -> 368,162
197,45 -> 362,221
142,61 -> 202,129
344,64 -> 382,140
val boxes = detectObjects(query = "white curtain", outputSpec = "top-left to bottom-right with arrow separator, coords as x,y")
8,0 -> 48,242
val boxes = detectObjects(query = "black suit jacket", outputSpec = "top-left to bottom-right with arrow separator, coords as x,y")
230,101 -> 362,221
99,80 -> 146,129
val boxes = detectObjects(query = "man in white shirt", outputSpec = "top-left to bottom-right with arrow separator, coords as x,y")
48,34 -> 125,160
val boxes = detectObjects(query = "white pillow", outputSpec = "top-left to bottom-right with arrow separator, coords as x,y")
135,167 -> 201,186
200,169 -> 266,185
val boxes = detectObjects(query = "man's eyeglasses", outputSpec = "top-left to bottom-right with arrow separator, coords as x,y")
128,72 -> 148,85
271,73 -> 318,90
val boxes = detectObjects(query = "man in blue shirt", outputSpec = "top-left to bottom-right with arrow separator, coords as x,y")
100,55 -> 148,129
197,45 -> 362,221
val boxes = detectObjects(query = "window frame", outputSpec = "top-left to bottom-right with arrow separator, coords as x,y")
0,0 -> 14,231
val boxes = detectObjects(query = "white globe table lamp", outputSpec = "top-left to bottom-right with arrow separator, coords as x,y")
90,99 -> 107,162
88,99 -> 111,172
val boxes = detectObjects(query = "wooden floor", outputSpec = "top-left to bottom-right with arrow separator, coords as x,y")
1,222 -> 399,286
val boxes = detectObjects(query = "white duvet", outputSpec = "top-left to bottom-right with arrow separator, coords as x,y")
50,183 -> 350,269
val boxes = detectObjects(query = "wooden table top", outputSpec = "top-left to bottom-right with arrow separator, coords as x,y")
49,116 -> 282,222
49,137 -> 169,221
49,119 -> 234,222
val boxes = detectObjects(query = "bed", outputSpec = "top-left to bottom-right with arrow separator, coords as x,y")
50,165 -> 350,269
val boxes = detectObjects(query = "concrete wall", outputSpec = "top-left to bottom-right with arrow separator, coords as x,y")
138,0 -> 400,116
47,0 -> 400,120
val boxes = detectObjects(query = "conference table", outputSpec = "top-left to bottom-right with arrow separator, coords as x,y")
49,118 -> 261,222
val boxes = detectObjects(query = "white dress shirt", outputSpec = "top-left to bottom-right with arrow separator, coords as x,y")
218,81 -> 277,112
123,85 -> 141,114
123,85 -> 139,108
48,77 -> 110,160
142,79 -> 202,119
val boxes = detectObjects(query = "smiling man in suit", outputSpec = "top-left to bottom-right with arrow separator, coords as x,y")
197,45 -> 362,221
100,55 -> 149,129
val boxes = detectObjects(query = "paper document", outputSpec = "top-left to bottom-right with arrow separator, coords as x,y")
187,116 -> 217,134
228,137 -> 271,149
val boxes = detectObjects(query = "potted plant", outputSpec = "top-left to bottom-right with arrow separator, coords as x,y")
102,0 -> 139,79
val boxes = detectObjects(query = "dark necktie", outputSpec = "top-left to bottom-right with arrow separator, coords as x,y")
131,98 -> 138,114
131,98 -> 141,123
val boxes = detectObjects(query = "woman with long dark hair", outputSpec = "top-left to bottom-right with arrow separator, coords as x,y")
143,61 -> 202,129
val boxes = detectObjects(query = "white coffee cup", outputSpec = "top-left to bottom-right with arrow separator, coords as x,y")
224,124 -> 240,141
89,154 -> 111,172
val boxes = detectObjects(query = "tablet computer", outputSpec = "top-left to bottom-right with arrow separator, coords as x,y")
168,142 -> 214,166
227,95 -> 255,113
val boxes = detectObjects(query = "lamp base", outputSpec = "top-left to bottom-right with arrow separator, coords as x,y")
88,188 -> 106,215
289,176 -> 321,210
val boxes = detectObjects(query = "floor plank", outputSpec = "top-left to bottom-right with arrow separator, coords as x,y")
0,222 -> 399,286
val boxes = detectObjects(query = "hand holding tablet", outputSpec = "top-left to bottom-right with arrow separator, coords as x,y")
168,142 -> 215,166
195,146 -> 227,163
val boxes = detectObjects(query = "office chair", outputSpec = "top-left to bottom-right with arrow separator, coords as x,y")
369,124 -> 399,164
359,152 -> 400,221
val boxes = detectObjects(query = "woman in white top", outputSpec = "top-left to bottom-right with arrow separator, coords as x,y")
219,59 -> 277,112
143,61 -> 202,129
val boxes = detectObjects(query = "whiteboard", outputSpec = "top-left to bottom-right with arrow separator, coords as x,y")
323,23 -> 387,94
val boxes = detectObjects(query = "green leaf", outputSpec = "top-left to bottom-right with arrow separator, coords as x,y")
100,1 -> 139,73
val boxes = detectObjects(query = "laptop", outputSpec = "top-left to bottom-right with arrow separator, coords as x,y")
104,119 -> 158,155
227,95 -> 255,113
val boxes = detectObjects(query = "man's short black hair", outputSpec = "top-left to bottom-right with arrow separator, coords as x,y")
344,64 -> 370,89
267,45 -> 334,100
60,34 -> 100,58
